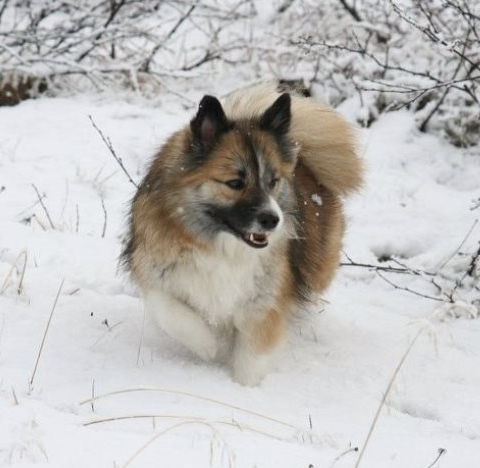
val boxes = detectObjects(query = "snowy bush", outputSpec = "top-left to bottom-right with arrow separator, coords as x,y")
0,0 -> 479,145
0,0 -> 257,99
294,0 -> 480,146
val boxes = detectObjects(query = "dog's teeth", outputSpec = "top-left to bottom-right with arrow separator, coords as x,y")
249,233 -> 254,242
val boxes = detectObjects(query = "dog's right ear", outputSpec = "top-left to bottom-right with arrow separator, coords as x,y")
259,93 -> 291,137
190,95 -> 231,152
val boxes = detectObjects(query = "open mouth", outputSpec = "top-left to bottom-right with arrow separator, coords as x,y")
241,231 -> 269,248
222,221 -> 270,248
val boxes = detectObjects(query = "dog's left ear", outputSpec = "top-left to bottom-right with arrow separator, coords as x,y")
190,95 -> 230,151
259,93 -> 291,136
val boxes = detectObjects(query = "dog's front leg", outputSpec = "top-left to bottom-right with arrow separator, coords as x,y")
233,308 -> 285,386
145,290 -> 217,361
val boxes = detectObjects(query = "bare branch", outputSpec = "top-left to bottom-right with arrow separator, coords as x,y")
141,4 -> 197,73
340,256 -> 435,277
88,115 -> 138,189
437,219 -> 478,270
376,271 -> 448,303
339,0 -> 362,22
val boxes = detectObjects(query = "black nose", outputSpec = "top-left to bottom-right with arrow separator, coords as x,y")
258,211 -> 280,230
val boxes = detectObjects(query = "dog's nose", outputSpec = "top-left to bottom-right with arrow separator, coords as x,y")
258,211 -> 280,230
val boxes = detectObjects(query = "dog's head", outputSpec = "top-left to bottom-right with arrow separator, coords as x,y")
173,92 -> 297,249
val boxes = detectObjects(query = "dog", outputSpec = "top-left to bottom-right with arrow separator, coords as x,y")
122,82 -> 363,385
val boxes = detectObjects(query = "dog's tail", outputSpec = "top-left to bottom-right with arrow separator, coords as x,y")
223,82 -> 363,196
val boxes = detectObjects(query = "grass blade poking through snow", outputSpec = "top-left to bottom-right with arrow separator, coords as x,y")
119,421 -> 234,468
354,325 -> 426,468
29,279 -> 64,390
80,387 -> 297,430
0,250 -> 28,296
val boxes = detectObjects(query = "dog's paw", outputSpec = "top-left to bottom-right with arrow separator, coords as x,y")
233,366 -> 265,387
187,328 -> 218,362
232,351 -> 269,386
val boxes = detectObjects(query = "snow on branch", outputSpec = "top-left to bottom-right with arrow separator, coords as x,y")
295,0 -> 480,147
1,0 -> 479,147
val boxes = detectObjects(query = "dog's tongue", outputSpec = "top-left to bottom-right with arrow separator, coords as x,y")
244,232 -> 268,246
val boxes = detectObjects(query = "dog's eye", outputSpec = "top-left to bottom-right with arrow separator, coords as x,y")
225,179 -> 245,190
269,178 -> 279,190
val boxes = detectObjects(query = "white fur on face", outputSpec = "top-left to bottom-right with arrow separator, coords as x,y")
267,195 -> 284,230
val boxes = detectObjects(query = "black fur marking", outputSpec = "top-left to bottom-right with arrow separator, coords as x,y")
204,194 -> 266,231
190,95 -> 233,153
259,93 -> 291,137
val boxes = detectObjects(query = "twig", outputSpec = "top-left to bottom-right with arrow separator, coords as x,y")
141,4 -> 197,72
329,446 -> 359,468
419,24 -> 471,132
376,271 -> 446,302
31,183 -> 56,229
88,115 -> 138,189
29,279 -> 64,389
339,0 -> 362,22
437,219 -> 478,270
0,185 -> 5,196
427,448 -> 447,468
340,259 -> 434,276
389,258 -> 428,278
100,197 -> 107,238
276,0 -> 295,15
76,0 -> 127,63
466,242 -> 480,277
354,326 -> 426,468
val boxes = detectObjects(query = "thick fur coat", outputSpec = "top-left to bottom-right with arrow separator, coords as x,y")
123,82 -> 363,385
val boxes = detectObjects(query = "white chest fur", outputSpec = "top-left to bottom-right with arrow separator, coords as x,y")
159,233 -> 276,326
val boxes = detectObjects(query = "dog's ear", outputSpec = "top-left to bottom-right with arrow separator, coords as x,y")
190,95 -> 230,151
259,93 -> 291,136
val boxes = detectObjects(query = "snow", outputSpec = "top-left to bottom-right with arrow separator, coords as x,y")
311,194 -> 323,206
1,91 -> 479,468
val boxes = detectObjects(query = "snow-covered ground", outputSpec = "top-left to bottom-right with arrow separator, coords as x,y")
0,89 -> 479,468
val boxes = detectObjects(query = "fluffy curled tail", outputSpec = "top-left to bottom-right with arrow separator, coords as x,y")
223,82 -> 363,196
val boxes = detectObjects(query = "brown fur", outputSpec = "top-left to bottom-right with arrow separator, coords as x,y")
123,82 -> 363,384
290,162 -> 345,300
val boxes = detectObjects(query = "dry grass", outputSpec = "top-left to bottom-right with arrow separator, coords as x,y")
354,325 -> 427,468
118,419 -> 235,468
29,279 -> 64,390
0,250 -> 28,296
79,387 -> 297,430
